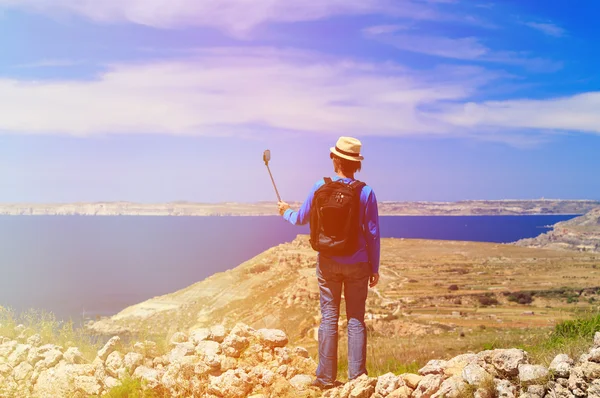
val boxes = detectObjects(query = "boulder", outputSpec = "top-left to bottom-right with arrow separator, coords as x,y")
518,364 -> 549,385
168,342 -> 196,364
123,352 -> 144,374
63,347 -> 85,365
97,336 -> 120,362
419,360 -> 448,376
348,374 -> 377,398
413,374 -> 443,398
375,372 -> 404,396
190,328 -> 211,345
432,375 -> 469,398
257,329 -> 289,348
549,354 -> 573,379
105,351 -> 125,378
26,334 -> 42,347
462,363 -> 491,385
491,349 -> 528,376
8,344 -> 31,367
210,325 -> 227,343
221,334 -> 249,358
132,366 -> 162,390
401,373 -> 423,389
289,374 -> 312,391
208,369 -> 252,398
169,332 -> 188,346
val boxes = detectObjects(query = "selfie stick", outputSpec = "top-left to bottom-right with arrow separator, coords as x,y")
263,150 -> 282,202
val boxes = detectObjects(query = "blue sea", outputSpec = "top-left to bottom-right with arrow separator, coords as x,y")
0,215 -> 576,321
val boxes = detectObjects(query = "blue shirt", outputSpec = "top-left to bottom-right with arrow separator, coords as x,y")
283,176 -> 380,274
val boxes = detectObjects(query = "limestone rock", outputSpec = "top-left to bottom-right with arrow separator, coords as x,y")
12,361 -> 33,381
549,354 -> 573,379
133,340 -> 159,358
289,374 -> 313,391
210,325 -> 227,343
26,334 -> 42,347
388,385 -> 413,398
168,342 -> 196,364
97,336 -> 120,362
419,359 -> 448,376
294,347 -> 310,358
444,353 -> 477,377
190,328 -> 211,345
257,329 -> 289,348
196,340 -> 221,357
169,331 -> 188,346
491,349 -> 528,376
208,369 -> 252,398
401,373 -> 423,389
581,361 -> 600,381
432,375 -> 469,398
63,347 -> 85,365
375,372 -> 404,396
8,344 -> 31,366
123,352 -> 144,374
132,366 -> 163,390
348,374 -> 377,398
518,364 -> 549,385
590,348 -> 600,363
494,378 -> 516,398
462,362 -> 490,385
413,374 -> 443,398
0,340 -> 17,357
105,351 -> 124,378
221,334 -> 249,358
588,380 -> 600,398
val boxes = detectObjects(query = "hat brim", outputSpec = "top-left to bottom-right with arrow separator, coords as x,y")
330,147 -> 364,162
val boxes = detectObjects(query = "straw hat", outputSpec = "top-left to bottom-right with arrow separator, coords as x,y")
330,136 -> 364,162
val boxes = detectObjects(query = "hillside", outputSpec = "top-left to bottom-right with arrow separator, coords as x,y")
87,235 -> 600,346
515,207 -> 600,253
0,199 -> 597,216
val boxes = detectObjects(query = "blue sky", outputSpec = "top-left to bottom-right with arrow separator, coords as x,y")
0,0 -> 599,203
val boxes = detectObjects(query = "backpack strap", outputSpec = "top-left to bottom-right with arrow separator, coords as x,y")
324,177 -> 333,184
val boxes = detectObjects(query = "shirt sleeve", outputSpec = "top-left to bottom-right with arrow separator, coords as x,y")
283,181 -> 320,226
365,189 -> 380,274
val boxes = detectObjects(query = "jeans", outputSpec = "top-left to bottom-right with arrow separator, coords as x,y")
315,256 -> 370,386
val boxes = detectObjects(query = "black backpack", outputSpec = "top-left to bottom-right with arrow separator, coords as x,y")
309,177 -> 366,256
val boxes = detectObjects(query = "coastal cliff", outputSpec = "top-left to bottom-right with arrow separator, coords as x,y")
515,207 -> 600,253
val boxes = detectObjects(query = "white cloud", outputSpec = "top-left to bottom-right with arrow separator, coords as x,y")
524,22 -> 566,37
0,48 -> 497,137
364,29 -> 562,72
0,0 -> 445,36
435,93 -> 600,134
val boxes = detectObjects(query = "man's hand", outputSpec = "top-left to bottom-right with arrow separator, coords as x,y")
369,273 -> 379,288
278,201 -> 290,216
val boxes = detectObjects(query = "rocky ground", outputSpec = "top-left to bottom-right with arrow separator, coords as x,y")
0,322 -> 317,398
3,322 -> 600,397
515,207 -> 600,253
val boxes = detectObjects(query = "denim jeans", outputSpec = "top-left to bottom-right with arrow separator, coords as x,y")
315,256 -> 370,386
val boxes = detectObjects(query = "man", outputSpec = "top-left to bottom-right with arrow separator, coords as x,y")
277,136 -> 380,389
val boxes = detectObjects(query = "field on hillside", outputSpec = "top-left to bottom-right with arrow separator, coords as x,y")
88,235 -> 600,379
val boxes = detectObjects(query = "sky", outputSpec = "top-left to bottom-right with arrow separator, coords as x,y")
0,0 -> 599,203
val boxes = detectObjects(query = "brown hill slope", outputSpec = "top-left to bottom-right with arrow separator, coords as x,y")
87,235 -> 600,346
515,207 -> 600,253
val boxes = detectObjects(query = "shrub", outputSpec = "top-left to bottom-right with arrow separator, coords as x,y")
477,294 -> 499,306
448,285 -> 459,291
508,292 -> 534,305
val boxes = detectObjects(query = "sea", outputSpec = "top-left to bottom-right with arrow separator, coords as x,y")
0,215 -> 577,322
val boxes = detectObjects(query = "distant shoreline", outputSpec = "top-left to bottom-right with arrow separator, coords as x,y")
0,200 -> 596,217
